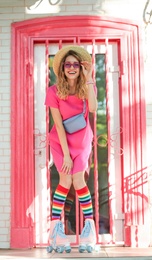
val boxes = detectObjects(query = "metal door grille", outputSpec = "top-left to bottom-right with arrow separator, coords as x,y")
42,38 -> 111,245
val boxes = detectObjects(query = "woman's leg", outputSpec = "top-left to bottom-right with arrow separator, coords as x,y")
72,171 -> 93,219
51,173 -> 72,220
48,173 -> 72,253
72,171 -> 96,253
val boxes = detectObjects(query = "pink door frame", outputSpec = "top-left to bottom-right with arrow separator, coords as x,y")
11,15 -> 149,248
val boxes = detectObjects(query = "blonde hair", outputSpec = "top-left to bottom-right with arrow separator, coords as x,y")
56,50 -> 87,99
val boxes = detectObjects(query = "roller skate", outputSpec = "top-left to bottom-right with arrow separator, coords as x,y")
79,219 -> 96,253
47,220 -> 71,253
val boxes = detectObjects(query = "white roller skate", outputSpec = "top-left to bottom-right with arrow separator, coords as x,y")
47,220 -> 71,253
79,219 -> 96,253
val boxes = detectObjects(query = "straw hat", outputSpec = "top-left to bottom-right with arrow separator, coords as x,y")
53,45 -> 92,76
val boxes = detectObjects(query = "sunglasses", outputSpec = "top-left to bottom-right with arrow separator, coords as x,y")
64,62 -> 80,69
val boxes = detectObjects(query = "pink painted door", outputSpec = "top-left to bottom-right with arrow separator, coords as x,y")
11,16 -> 149,248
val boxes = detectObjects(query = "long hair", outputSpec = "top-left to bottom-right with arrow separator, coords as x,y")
56,50 -> 87,99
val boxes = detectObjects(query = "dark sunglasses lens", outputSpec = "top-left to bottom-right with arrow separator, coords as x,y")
64,63 -> 71,68
73,63 -> 80,68
64,62 -> 80,68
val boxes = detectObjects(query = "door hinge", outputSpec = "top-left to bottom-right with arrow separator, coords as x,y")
27,61 -> 33,76
120,60 -> 126,76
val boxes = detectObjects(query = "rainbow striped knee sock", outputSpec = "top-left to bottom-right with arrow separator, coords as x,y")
76,186 -> 93,219
52,184 -> 69,220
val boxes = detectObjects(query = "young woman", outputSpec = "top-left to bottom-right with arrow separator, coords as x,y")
45,45 -> 97,253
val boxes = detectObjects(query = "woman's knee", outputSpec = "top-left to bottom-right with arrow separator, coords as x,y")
59,173 -> 72,189
72,172 -> 86,190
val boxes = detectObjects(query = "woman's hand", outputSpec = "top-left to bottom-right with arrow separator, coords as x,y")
61,154 -> 73,174
81,61 -> 93,81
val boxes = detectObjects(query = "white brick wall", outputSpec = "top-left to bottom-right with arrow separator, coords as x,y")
0,0 -> 152,248
0,1 -> 11,246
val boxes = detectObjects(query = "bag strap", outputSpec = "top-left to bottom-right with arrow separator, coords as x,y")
83,100 -> 86,114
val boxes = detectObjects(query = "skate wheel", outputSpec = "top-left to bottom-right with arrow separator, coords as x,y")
47,245 -> 53,253
56,245 -> 64,253
79,244 -> 86,253
86,245 -> 93,253
65,245 -> 71,253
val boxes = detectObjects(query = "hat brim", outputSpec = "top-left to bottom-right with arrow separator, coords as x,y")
53,45 -> 92,76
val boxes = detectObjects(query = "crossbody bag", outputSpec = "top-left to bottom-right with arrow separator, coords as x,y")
63,100 -> 86,134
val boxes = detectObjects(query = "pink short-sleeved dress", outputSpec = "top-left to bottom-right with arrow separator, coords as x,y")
45,85 -> 93,174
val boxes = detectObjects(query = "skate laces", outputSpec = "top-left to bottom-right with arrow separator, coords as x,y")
80,220 -> 92,238
51,221 -> 66,248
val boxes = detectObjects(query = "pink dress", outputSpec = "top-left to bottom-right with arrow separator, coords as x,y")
45,85 -> 93,174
